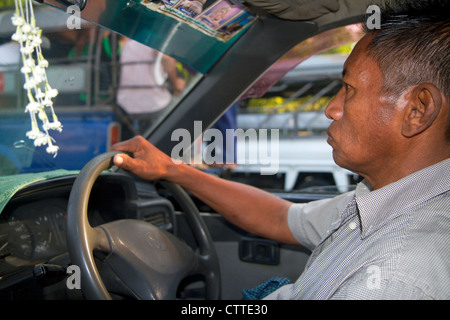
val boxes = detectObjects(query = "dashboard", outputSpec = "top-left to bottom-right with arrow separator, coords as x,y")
0,172 -> 176,296
1,198 -> 68,267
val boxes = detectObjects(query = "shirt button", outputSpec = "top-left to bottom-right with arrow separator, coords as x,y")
349,222 -> 357,230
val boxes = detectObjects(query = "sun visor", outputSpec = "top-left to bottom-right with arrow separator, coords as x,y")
41,0 -> 259,73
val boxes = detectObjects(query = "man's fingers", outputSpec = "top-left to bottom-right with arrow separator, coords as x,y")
111,135 -> 144,153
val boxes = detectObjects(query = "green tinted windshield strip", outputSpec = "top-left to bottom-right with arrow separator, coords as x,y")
44,0 -> 252,73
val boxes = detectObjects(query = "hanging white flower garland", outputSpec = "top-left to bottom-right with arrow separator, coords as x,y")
11,0 -> 62,157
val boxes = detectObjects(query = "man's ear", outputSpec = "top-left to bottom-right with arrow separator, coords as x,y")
401,83 -> 443,138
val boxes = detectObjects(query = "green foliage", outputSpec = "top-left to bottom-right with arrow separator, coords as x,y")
246,95 -> 333,113
0,0 -> 17,9
321,42 -> 356,55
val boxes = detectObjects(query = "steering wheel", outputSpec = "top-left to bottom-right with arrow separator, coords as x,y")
66,151 -> 221,300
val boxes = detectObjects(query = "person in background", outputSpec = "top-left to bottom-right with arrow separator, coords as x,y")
116,38 -> 185,131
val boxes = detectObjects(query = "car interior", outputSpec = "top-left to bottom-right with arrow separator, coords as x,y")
0,0 -> 387,300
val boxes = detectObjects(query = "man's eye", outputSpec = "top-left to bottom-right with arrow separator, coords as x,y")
342,82 -> 349,90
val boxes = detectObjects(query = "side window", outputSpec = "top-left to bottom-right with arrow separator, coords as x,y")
209,24 -> 364,194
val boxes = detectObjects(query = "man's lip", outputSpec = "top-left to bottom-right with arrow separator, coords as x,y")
327,130 -> 337,149
327,130 -> 333,143
327,137 -> 333,147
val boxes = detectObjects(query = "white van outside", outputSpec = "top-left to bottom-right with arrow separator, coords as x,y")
232,130 -> 355,193
224,53 -> 360,193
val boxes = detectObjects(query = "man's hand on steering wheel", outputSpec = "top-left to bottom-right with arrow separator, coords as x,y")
111,135 -> 175,181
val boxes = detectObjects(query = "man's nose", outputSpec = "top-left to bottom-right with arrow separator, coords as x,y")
325,88 -> 344,120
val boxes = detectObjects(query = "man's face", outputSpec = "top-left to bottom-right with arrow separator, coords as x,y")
325,35 -> 403,179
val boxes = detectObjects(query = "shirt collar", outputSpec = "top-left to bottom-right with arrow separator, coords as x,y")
354,159 -> 450,239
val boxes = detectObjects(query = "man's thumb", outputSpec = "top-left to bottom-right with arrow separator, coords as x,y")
114,153 -> 130,169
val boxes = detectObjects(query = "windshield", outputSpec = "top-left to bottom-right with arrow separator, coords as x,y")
1,1 -> 255,176
0,0 -> 259,176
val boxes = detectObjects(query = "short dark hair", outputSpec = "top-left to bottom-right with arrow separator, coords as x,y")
363,0 -> 450,138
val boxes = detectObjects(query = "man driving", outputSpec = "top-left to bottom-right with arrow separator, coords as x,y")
111,0 -> 449,299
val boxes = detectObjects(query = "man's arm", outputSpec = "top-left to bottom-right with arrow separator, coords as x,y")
111,136 -> 298,245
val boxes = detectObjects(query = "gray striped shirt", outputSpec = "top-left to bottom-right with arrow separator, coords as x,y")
265,159 -> 449,300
